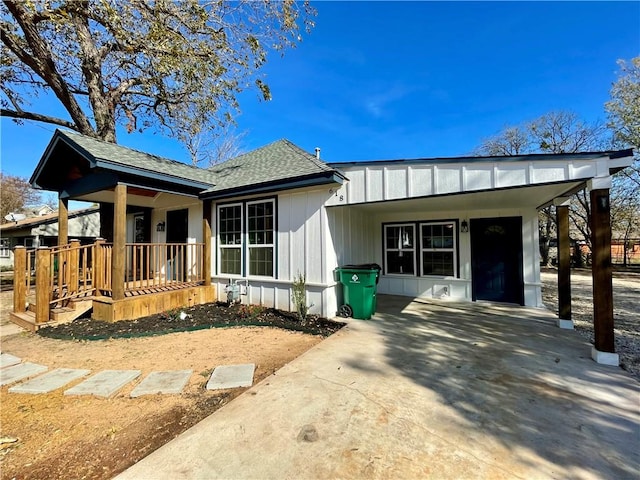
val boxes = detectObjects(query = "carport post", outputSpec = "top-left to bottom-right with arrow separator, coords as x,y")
588,178 -> 618,366
554,199 -> 573,329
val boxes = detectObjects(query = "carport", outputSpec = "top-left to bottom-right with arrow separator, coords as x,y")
326,149 -> 635,364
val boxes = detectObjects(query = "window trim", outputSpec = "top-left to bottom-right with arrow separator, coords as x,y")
383,223 -> 416,276
246,198 -> 276,278
419,221 -> 458,277
216,197 -> 277,278
382,219 -> 460,278
217,202 -> 243,276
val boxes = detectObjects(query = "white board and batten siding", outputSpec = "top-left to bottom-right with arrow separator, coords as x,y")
210,186 -> 343,318
329,157 -> 607,206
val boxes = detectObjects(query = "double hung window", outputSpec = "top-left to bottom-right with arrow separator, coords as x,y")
0,239 -> 9,258
383,221 -> 458,277
420,222 -> 456,276
247,201 -> 274,277
384,224 -> 415,275
217,199 -> 275,277
218,204 -> 242,275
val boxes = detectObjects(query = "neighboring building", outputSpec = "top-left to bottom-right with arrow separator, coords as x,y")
0,205 -> 100,268
23,204 -> 55,218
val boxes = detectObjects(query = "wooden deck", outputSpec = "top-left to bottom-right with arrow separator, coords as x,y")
11,240 -> 214,329
93,284 -> 216,322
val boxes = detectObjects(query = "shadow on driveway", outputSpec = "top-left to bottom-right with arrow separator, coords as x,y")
352,295 -> 640,479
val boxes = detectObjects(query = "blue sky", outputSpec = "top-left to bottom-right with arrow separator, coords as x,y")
2,1 -> 639,185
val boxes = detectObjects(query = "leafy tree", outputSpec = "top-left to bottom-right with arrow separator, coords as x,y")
0,173 -> 41,220
1,0 -> 315,145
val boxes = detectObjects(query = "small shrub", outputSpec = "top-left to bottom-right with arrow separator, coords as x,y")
292,272 -> 308,324
159,308 -> 181,321
237,304 -> 265,320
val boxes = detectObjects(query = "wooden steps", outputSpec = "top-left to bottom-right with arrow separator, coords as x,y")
50,298 -> 93,323
9,311 -> 57,332
10,298 -> 93,332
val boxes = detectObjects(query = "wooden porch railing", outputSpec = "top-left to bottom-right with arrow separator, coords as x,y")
13,240 -> 206,325
122,242 -> 205,292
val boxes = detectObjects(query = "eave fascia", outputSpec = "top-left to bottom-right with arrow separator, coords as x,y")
200,172 -> 344,201
93,158 -> 214,191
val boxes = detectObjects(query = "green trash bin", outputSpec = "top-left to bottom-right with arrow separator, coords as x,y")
335,264 -> 381,319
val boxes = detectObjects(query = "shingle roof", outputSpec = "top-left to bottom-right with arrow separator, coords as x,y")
202,139 -> 339,194
0,205 -> 99,232
58,130 -> 217,186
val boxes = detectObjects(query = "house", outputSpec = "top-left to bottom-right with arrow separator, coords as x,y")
11,129 -> 635,365
23,204 -> 55,217
0,205 -> 99,268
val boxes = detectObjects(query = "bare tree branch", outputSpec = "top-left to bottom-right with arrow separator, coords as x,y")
1,107 -> 75,129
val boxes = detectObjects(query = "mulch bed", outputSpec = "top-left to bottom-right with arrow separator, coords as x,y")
37,302 -> 345,341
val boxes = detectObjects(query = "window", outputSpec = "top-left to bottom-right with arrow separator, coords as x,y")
247,200 -> 274,276
218,204 -> 242,275
384,224 -> 415,275
217,199 -> 276,277
0,239 -> 9,258
421,222 -> 456,276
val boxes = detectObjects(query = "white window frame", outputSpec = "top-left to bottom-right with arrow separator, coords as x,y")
245,199 -> 276,278
217,203 -> 243,276
0,238 -> 10,258
383,223 -> 416,275
420,221 -> 457,277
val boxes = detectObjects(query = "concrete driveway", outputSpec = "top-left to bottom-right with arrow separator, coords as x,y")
117,296 -> 639,479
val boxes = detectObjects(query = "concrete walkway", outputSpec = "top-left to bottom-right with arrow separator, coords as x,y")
117,296 -> 640,480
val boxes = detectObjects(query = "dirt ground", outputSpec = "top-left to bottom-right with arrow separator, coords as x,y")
541,267 -> 640,381
0,323 -> 325,479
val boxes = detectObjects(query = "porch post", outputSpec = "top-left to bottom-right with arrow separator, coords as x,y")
35,247 -> 51,324
112,184 -> 127,300
588,178 -> 618,366
202,200 -> 212,286
69,239 -> 80,295
554,199 -> 572,329
58,197 -> 69,246
13,246 -> 26,314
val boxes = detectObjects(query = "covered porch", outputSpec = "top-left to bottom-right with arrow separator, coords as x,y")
10,130 -> 217,331
326,148 -> 635,365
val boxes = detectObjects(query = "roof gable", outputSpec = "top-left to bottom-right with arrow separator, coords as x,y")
30,129 -> 217,192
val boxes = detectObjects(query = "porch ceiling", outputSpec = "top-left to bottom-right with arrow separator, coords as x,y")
339,181 -> 585,214
73,189 -> 198,208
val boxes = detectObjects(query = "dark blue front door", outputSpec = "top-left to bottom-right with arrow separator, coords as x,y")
470,217 -> 524,305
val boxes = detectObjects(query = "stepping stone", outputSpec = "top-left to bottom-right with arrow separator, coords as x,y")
0,362 -> 48,386
130,370 -> 192,398
0,353 -> 21,369
64,370 -> 141,398
9,368 -> 91,394
206,364 -> 255,390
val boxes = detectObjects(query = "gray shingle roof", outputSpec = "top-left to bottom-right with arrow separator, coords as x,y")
59,130 -> 217,186
203,139 -> 338,194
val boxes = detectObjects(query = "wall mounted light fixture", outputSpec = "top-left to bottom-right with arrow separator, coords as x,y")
460,220 -> 469,233
156,221 -> 165,232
